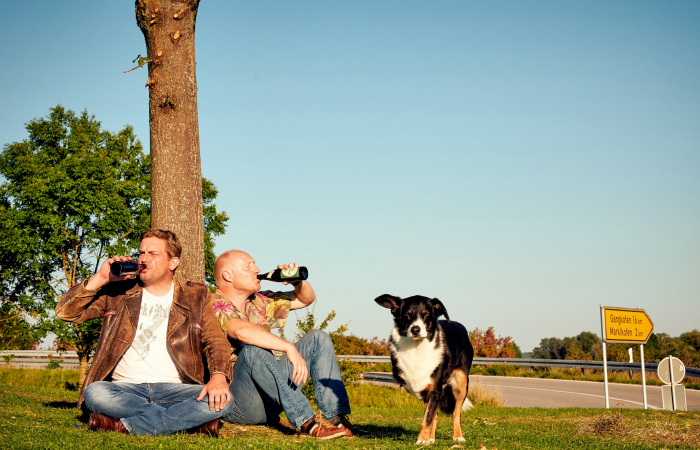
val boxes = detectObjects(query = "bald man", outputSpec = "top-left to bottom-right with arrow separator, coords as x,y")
208,250 -> 369,439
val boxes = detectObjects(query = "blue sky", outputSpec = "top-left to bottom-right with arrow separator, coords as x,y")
1,1 -> 698,352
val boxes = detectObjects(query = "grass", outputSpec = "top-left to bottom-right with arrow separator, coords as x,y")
1,368 -> 699,449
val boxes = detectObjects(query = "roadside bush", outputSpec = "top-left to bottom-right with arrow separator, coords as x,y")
469,327 -> 518,358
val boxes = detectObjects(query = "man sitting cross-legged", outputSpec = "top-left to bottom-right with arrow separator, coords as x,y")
55,229 -> 233,437
209,250 -> 369,439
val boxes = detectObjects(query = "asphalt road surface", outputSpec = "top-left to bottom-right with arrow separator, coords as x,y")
473,375 -> 700,410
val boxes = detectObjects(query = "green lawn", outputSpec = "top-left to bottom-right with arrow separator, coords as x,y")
1,370 -> 699,449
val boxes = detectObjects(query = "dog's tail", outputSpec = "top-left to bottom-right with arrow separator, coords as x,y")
462,397 -> 474,411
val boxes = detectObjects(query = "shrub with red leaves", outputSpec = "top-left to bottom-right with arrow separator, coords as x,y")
469,327 -> 517,358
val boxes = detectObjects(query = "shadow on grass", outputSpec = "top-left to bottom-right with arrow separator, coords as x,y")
45,401 -> 77,409
363,424 -> 414,440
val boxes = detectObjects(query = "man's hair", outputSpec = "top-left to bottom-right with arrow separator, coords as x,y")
140,229 -> 182,260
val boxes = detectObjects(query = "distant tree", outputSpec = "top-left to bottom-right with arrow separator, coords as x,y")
680,330 -> 700,352
469,327 -> 517,358
512,342 -> 523,359
332,334 -> 389,356
531,337 -> 566,359
0,304 -> 40,350
0,105 -> 228,388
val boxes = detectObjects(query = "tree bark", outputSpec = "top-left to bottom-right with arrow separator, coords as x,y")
136,0 -> 205,283
78,356 -> 89,389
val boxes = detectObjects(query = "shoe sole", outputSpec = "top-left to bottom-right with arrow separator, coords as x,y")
300,431 -> 347,440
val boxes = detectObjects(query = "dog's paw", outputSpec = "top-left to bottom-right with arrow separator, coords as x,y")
453,437 -> 465,442
415,439 -> 435,445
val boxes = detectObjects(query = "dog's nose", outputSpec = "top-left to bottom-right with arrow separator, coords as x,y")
410,326 -> 420,335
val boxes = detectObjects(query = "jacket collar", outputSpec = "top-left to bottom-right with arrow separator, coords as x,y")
172,279 -> 190,311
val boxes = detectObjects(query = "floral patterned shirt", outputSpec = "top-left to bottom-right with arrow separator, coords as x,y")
209,289 -> 292,356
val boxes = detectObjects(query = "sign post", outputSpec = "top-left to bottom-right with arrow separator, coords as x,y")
640,344 -> 647,409
600,306 -> 654,409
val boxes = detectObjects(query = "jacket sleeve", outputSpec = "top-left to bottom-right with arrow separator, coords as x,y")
54,278 -> 106,323
201,290 -> 233,382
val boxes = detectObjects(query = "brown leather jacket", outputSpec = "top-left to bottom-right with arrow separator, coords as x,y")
55,278 -> 232,407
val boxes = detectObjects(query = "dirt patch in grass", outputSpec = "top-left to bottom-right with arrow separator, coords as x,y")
578,409 -> 628,435
577,410 -> 700,447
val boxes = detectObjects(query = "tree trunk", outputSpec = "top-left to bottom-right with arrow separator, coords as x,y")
136,0 -> 205,283
78,355 -> 89,390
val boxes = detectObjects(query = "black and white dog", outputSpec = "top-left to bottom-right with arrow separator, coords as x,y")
375,294 -> 474,445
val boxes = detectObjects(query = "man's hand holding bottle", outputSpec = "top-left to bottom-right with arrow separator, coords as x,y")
85,256 -> 140,291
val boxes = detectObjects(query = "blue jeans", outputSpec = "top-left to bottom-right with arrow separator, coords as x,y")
223,329 -> 351,428
83,381 -> 232,436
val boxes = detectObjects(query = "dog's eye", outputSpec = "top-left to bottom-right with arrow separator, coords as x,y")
421,310 -> 428,316
406,310 -> 412,315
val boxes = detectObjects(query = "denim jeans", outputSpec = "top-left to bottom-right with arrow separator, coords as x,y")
83,381 -> 232,436
223,329 -> 351,428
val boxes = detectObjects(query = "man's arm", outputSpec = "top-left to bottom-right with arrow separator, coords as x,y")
289,280 -> 316,310
56,255 -> 137,323
274,262 -> 316,310
197,289 -> 234,411
227,318 -> 308,386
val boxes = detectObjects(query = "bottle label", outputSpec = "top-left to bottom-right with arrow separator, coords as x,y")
281,267 -> 299,279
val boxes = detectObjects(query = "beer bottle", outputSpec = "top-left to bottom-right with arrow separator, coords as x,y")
110,261 -> 144,276
257,266 -> 308,283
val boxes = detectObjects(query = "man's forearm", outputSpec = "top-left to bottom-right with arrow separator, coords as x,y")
85,273 -> 110,292
293,281 -> 316,306
54,279 -> 105,323
227,319 -> 293,353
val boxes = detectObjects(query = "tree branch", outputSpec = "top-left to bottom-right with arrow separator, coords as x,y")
124,60 -> 152,73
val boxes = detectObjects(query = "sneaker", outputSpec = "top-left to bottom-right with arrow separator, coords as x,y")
300,411 -> 347,440
332,414 -> 370,438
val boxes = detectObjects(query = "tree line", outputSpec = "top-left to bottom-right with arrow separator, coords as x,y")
531,330 -> 700,368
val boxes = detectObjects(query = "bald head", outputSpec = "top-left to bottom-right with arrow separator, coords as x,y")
214,250 -> 248,284
214,250 -> 260,296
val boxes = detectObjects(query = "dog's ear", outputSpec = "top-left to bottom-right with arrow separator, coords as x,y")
374,294 -> 402,314
431,298 -> 450,321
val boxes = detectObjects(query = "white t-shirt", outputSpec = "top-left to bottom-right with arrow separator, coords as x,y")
112,283 -> 182,384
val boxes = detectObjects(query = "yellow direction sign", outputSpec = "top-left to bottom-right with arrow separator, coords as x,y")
602,307 -> 654,344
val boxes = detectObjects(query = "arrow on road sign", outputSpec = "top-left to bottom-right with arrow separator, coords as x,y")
602,307 -> 654,344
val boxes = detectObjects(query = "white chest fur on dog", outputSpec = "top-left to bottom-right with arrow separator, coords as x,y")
390,326 -> 444,397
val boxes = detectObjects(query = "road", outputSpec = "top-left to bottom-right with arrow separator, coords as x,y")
473,375 -> 700,410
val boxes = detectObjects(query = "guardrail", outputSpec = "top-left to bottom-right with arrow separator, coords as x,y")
3,351 -> 699,379
337,355 -> 700,379
0,350 -> 80,358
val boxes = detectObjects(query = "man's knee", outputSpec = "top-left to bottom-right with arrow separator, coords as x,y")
239,344 -> 276,361
305,329 -> 332,346
83,381 -> 114,412
219,397 -> 234,417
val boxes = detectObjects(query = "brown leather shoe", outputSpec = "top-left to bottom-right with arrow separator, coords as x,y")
193,419 -> 221,438
332,414 -> 370,438
300,411 -> 347,440
88,412 -> 129,434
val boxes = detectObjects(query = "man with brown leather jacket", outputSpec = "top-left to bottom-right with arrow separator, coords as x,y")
55,229 -> 232,436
